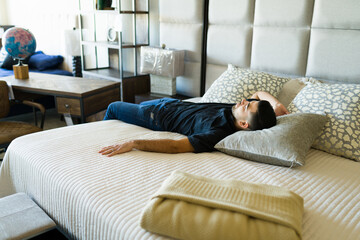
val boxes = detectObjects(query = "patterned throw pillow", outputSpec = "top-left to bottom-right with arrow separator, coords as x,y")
277,77 -> 322,108
288,83 -> 360,161
201,64 -> 290,103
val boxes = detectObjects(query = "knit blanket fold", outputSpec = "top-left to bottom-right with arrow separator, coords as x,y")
140,170 -> 304,240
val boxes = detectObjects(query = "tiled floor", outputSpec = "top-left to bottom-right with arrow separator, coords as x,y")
0,108 -> 67,162
5,108 -> 67,130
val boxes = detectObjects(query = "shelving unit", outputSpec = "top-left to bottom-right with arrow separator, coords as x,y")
78,0 -> 150,101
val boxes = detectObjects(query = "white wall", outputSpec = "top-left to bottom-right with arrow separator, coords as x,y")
149,0 -> 159,46
2,0 -> 160,72
3,0 -> 80,71
0,0 -> 9,24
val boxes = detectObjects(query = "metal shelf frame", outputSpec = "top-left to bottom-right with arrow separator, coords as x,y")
78,0 -> 149,99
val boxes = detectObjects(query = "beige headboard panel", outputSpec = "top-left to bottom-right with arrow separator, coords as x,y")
205,0 -> 360,91
159,0 -> 204,97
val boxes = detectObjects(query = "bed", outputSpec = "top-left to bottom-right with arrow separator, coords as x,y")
1,0 -> 360,239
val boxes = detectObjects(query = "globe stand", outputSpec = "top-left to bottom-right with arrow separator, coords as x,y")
13,59 -> 29,79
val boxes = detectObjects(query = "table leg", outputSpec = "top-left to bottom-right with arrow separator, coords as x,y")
63,113 -> 74,126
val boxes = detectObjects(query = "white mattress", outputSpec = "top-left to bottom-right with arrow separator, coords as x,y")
0,120 -> 359,240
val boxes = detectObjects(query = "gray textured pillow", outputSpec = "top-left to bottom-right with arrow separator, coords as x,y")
215,113 -> 328,167
201,64 -> 290,103
288,83 -> 360,161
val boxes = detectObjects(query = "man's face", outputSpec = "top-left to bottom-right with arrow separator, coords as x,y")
232,99 -> 259,122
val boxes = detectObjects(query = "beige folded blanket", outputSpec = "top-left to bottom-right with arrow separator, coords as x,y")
140,170 -> 304,240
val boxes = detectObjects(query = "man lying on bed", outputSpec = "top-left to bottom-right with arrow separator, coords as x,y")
99,91 -> 288,157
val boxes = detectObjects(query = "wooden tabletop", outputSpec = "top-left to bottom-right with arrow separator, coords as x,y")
1,72 -> 120,97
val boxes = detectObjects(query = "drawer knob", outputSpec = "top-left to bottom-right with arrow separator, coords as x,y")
65,104 -> 70,109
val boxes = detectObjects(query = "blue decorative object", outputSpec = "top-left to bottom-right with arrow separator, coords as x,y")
28,51 -> 64,71
2,27 -> 36,61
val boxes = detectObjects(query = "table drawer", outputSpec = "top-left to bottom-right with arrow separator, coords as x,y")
56,97 -> 81,115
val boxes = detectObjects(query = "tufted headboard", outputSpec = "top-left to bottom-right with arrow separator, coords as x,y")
159,0 -> 205,97
158,0 -> 360,97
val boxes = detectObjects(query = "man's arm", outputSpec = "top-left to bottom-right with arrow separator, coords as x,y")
99,137 -> 194,157
251,91 -> 289,116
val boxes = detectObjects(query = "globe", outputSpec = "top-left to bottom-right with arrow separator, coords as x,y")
2,27 -> 36,60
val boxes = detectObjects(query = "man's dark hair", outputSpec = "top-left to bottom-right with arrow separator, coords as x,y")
248,100 -> 276,130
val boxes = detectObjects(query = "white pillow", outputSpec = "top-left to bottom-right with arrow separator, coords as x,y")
201,64 -> 290,103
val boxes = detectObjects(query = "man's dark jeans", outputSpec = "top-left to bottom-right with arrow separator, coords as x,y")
103,98 -> 179,131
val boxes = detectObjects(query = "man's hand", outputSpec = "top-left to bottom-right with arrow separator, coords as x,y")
274,103 -> 289,116
251,91 -> 289,116
99,138 -> 194,157
99,141 -> 134,157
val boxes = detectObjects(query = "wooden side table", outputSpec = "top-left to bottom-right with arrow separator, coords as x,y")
122,75 -> 150,103
134,92 -> 191,104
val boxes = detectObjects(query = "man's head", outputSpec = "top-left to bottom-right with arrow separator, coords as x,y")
232,99 -> 276,131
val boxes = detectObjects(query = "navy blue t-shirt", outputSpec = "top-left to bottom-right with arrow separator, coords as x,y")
152,100 -> 237,153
